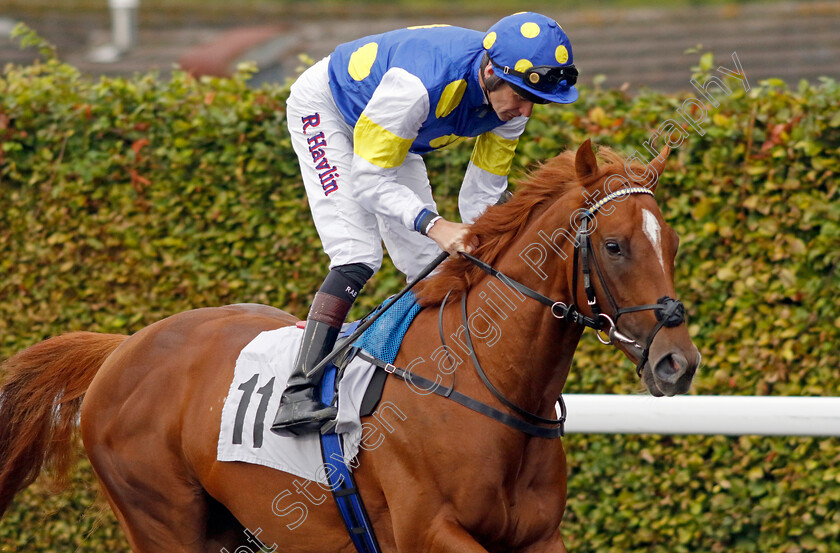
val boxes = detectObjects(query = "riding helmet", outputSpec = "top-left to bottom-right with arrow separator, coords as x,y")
482,12 -> 579,104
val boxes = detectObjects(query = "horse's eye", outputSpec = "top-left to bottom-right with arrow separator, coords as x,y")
605,241 -> 622,255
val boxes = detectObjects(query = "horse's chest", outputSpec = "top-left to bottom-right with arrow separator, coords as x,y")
459,447 -> 567,546
457,472 -> 565,548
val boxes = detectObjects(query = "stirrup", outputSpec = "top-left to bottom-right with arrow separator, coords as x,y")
270,392 -> 337,436
320,419 -> 338,435
272,413 -> 336,436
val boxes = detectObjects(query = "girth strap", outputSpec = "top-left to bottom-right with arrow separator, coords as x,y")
318,364 -> 382,553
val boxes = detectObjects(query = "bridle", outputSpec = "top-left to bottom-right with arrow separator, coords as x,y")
445,187 -> 686,433
358,187 -> 686,439
462,186 -> 686,375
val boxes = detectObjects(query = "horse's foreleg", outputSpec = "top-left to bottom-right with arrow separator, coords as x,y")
392,512 -> 569,553
393,514 -> 491,553
518,531 -> 568,553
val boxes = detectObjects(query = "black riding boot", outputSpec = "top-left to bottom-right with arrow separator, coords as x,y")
270,317 -> 341,435
270,263 -> 372,436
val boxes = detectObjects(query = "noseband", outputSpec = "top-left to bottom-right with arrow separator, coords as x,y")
462,186 -> 686,377
376,187 -> 688,440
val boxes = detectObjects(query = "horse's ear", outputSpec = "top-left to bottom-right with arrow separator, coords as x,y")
645,144 -> 671,192
649,144 -> 670,180
575,139 -> 598,179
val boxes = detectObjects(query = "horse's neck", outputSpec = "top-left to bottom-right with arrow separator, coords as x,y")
456,275 -> 584,416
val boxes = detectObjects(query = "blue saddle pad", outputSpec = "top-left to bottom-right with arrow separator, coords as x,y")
351,291 -> 422,364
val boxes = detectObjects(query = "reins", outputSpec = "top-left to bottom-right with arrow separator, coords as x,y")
356,350 -> 567,439
459,291 -> 562,426
462,186 -> 686,379
415,187 -> 686,438
350,187 -> 687,440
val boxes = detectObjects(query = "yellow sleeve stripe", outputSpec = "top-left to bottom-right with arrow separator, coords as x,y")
470,132 -> 519,176
354,113 -> 414,169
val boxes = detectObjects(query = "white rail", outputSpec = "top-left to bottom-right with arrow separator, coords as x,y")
560,395 -> 840,437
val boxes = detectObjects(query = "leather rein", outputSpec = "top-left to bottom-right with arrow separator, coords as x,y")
363,187 -> 686,439
462,186 -> 686,377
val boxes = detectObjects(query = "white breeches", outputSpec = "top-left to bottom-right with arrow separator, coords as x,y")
286,57 -> 442,282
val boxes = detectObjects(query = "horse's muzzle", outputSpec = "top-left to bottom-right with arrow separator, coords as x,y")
646,346 -> 700,397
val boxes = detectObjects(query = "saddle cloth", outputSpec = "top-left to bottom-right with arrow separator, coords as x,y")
216,292 -> 422,482
216,326 -> 376,482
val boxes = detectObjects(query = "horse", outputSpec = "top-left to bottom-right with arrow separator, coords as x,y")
0,140 -> 700,552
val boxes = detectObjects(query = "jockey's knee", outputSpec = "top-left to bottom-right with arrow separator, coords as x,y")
321,263 -> 375,303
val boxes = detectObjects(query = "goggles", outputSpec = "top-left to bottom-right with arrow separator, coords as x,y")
490,57 -> 578,98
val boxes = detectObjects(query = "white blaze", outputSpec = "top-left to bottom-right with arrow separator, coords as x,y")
642,209 -> 665,273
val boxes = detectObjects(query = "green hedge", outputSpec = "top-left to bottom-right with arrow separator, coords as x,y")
2,27 -> 839,552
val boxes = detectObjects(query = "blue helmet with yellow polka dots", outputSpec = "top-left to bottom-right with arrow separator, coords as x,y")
483,12 -> 578,104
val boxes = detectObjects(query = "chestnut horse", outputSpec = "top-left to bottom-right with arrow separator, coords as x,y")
0,140 -> 699,552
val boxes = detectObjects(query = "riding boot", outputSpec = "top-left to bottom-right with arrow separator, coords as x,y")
270,263 -> 373,436
270,315 -> 341,435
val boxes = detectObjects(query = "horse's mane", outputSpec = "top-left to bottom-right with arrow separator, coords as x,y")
414,145 -> 635,306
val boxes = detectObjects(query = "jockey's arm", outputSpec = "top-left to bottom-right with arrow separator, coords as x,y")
458,115 -> 528,224
427,116 -> 528,255
349,68 -> 527,257
350,68 -> 431,231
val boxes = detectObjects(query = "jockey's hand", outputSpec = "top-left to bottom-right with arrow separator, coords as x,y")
426,218 -> 479,257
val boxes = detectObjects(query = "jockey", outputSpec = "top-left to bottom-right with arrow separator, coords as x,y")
272,12 -> 579,435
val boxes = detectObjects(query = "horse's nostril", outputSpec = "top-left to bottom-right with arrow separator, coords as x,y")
653,353 -> 686,384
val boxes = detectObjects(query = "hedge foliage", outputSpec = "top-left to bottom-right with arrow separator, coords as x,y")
2,27 -> 839,553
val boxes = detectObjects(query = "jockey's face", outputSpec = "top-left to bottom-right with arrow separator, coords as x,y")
482,66 -> 535,121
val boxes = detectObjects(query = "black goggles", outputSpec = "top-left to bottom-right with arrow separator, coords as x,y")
490,57 -> 578,96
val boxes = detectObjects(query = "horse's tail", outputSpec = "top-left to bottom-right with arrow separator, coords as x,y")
0,331 -> 127,517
